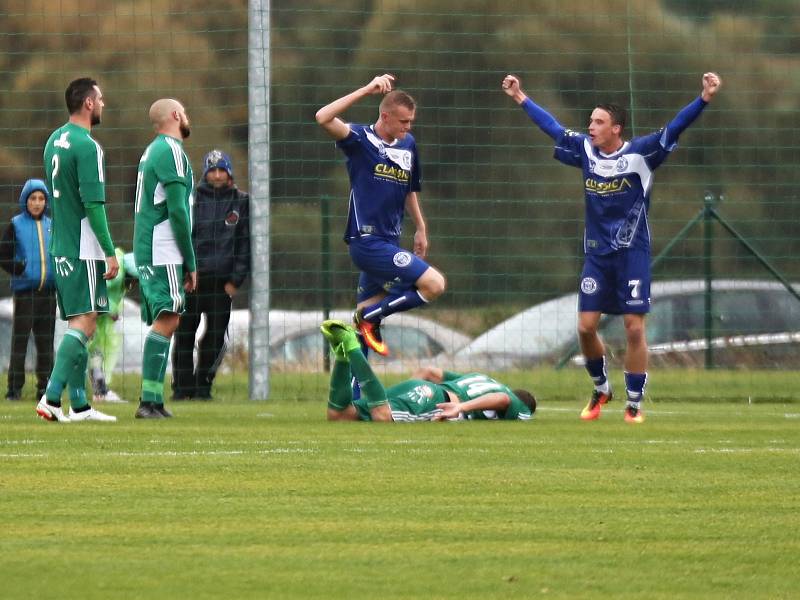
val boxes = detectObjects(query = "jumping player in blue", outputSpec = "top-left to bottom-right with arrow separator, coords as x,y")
316,74 -> 446,357
502,72 -> 722,423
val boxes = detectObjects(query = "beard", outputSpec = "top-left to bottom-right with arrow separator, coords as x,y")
90,109 -> 102,126
180,122 -> 191,139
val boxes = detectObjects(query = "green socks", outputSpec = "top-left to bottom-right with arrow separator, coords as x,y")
346,348 -> 388,409
67,337 -> 90,411
328,360 -> 354,411
142,332 -> 171,405
46,328 -> 89,409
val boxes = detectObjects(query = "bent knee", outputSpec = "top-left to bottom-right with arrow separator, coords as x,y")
418,269 -> 446,300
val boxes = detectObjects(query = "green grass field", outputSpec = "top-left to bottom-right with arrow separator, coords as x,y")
2,370 -> 799,599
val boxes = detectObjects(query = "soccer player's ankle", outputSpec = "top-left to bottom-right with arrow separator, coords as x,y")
327,399 -> 351,411
44,382 -> 63,406
595,381 -> 610,395
366,398 -> 389,410
69,389 -> 90,411
341,335 -> 362,355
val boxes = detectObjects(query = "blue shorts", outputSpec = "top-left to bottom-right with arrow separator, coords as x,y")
348,236 -> 430,302
578,249 -> 651,315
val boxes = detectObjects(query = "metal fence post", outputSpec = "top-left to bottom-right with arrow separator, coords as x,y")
248,0 -> 270,399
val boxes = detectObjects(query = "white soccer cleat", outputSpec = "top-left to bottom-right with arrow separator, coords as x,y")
68,406 -> 117,422
97,389 -> 127,404
36,396 -> 71,423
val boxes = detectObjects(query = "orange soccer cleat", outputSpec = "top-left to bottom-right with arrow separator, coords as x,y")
353,308 -> 389,356
624,403 -> 645,424
580,389 -> 612,421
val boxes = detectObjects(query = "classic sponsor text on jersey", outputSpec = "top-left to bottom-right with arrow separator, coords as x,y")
374,163 -> 410,183
584,177 -> 632,195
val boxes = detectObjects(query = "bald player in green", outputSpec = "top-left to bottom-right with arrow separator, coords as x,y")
133,98 -> 197,419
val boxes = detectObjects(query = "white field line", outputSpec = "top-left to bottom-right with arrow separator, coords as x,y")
0,447 -> 318,459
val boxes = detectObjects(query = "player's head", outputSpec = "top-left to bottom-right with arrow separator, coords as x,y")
589,103 -> 626,150
65,77 -> 103,125
378,90 -> 416,140
22,179 -> 49,220
203,149 -> 233,188
513,389 -> 537,416
149,98 -> 191,139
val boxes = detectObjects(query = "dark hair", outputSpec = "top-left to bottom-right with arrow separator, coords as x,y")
65,78 -> 98,114
513,389 -> 537,415
595,102 -> 627,133
380,90 -> 416,113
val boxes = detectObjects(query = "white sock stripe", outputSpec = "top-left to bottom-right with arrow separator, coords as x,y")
146,331 -> 170,343
387,296 -> 406,308
416,290 -> 429,303
363,307 -> 382,320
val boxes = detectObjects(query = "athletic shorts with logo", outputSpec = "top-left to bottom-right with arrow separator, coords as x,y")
354,378 -> 448,421
578,248 -> 650,315
52,256 -> 109,320
348,235 -> 429,302
138,263 -> 186,325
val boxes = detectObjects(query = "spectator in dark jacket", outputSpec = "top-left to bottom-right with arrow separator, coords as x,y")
172,150 -> 250,400
0,179 -> 57,400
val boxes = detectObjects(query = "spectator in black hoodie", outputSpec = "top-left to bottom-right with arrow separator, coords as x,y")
172,150 -> 250,400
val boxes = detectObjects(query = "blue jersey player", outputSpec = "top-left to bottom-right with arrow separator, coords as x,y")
316,74 -> 446,356
502,72 -> 722,423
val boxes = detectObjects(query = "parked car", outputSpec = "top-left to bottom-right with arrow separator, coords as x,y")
0,299 -> 469,374
257,310 -> 471,372
453,280 -> 800,369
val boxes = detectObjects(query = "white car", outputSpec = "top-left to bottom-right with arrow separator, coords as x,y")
453,280 -> 800,370
0,299 -> 470,374
250,309 -> 471,372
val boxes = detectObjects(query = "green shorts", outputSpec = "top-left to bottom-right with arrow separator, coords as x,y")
53,256 -> 109,320
138,263 -> 186,325
355,379 -> 448,421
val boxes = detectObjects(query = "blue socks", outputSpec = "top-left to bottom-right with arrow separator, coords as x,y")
625,371 -> 647,406
361,289 -> 428,322
585,356 -> 610,394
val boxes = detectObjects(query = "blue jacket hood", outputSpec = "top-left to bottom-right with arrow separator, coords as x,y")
19,179 -> 50,216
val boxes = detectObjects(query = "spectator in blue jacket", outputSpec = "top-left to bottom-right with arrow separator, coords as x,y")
0,179 -> 56,400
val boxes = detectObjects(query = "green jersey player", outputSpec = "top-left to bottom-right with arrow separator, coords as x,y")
36,77 -> 119,424
133,98 -> 197,419
321,320 -> 536,422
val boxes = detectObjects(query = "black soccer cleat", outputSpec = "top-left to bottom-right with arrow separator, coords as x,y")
135,401 -> 165,419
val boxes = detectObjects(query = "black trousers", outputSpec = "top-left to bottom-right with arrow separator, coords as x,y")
171,276 -> 232,395
7,288 -> 56,396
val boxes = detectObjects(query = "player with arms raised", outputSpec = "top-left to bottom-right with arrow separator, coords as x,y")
502,72 -> 722,423
315,74 -> 446,357
133,99 -> 197,419
37,77 -> 119,423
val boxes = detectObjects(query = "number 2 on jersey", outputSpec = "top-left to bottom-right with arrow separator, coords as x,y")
50,155 -> 60,198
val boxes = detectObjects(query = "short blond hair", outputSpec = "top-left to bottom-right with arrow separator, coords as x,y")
379,90 -> 416,113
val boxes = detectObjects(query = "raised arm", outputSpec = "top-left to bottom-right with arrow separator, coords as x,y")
315,74 -> 396,141
502,74 -> 565,140
663,72 -> 722,147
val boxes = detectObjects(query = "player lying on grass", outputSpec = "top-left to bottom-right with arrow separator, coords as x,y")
321,320 -> 536,422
